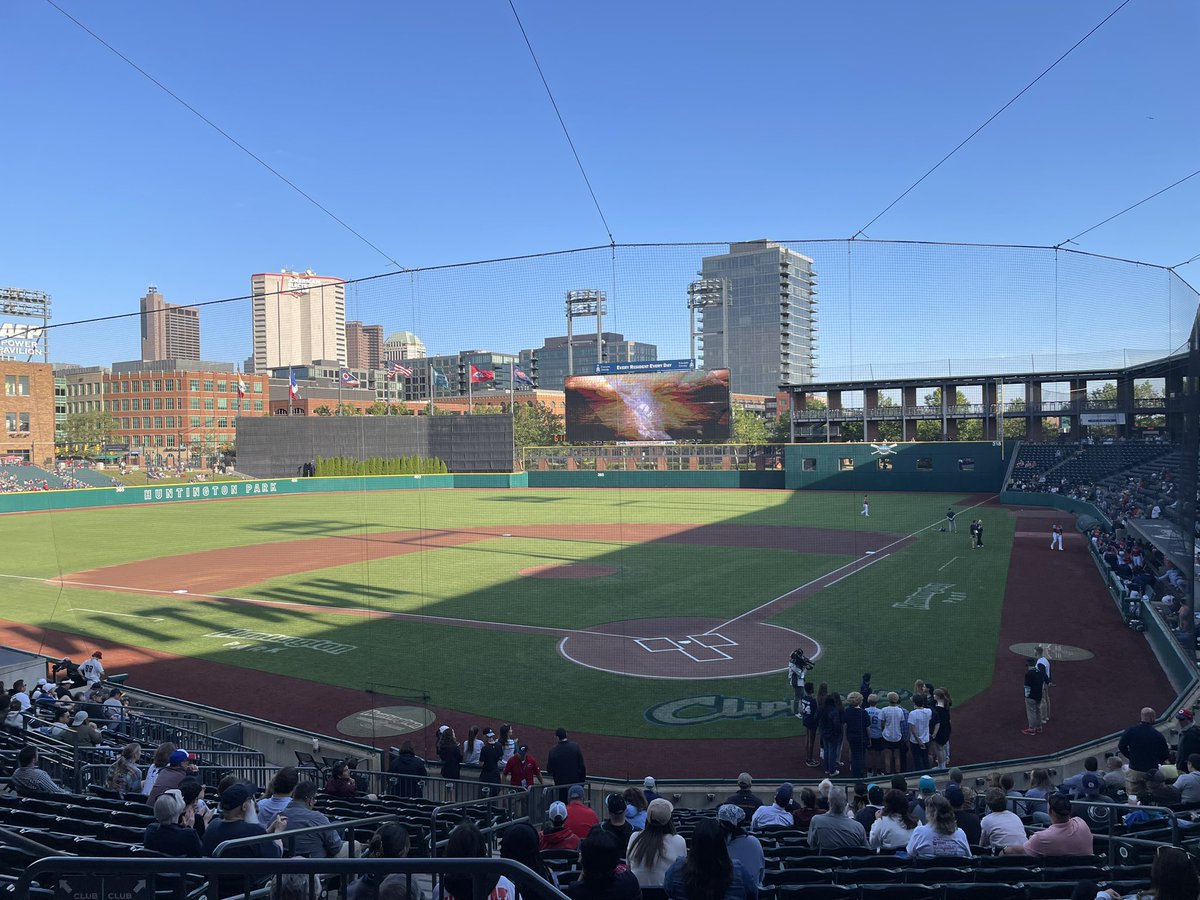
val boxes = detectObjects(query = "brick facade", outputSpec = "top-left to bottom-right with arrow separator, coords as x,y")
0,362 -> 56,465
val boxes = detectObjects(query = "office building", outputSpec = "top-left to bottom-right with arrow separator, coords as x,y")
0,362 -> 55,464
140,286 -> 201,361
384,331 -> 426,362
251,270 -> 346,373
519,333 -> 657,392
346,321 -> 384,370
267,361 -> 402,415
698,240 -> 818,395
401,351 -> 518,402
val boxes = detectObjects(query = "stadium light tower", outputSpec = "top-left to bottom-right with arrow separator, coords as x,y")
687,278 -> 729,372
565,289 -> 607,376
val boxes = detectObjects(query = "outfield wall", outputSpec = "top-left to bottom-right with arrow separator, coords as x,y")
783,441 -> 1009,492
999,490 -> 1112,529
236,416 -> 515,477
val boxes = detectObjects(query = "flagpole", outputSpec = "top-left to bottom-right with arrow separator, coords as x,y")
428,364 -> 434,416
468,368 -> 473,414
288,368 -> 293,416
337,372 -> 342,416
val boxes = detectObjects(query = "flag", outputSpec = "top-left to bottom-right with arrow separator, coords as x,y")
512,366 -> 534,388
470,364 -> 495,384
432,368 -> 450,390
387,362 -> 413,379
340,370 -> 361,387
288,370 -> 300,400
236,374 -> 248,399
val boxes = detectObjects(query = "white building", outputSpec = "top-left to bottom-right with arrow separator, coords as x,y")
383,330 -> 426,361
251,270 -> 346,372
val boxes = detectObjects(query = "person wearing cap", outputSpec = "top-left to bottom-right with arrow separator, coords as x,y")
148,749 -> 199,805
642,776 -> 660,803
600,792 -> 635,848
502,742 -> 543,790
1022,658 -> 1046,736
478,727 -> 504,796
945,783 -> 981,845
79,651 -> 105,686
911,775 -> 938,823
201,781 -> 286,858
716,803 -> 764,889
10,745 -> 69,795
1070,772 -> 1116,834
1004,792 -> 1092,857
1118,707 -> 1170,797
563,783 -> 599,840
808,786 -> 867,852
144,789 -> 203,857
546,727 -> 587,804
539,800 -> 580,851
627,797 -> 685,887
69,709 -> 108,748
750,783 -> 797,830
1175,755 -> 1200,804
724,772 -> 764,821
1177,708 -> 1200,765
52,656 -> 85,688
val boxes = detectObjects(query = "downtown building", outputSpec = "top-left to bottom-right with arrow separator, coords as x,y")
251,270 -> 346,373
518,333 -> 657,392
698,240 -> 818,396
140,286 -> 201,361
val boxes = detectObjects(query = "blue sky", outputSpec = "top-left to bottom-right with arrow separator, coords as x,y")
2,0 -> 1197,370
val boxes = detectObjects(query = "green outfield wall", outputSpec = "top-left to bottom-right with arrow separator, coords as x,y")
783,441 -> 1010,492
999,490 -> 1112,529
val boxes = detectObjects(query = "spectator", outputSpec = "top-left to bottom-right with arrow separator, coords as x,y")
1177,709 -> 1200,765
1061,757 -> 1103,798
436,725 -> 463,794
1119,707 -> 1170,797
906,794 -> 972,859
323,760 -> 360,799
662,818 -> 758,900
201,782 -> 286,857
69,710 -> 108,748
880,692 -> 907,775
792,787 -> 819,829
547,727 -> 587,804
1098,845 -> 1198,900
143,742 -> 176,797
601,793 -> 634,847
52,657 -> 84,688
725,773 -> 764,820
750,783 -> 796,830
347,823 -> 415,900
1103,756 -> 1127,791
945,784 -> 981,845
478,728 -> 503,797
147,750 -> 197,805
502,743 -> 544,791
564,783 -> 600,841
869,789 -> 917,852
717,804 -> 764,889
980,787 -> 1028,852
908,693 -> 933,771
855,784 -> 885,833
106,742 -> 143,794
10,745 -> 68,794
808,786 -> 867,852
843,691 -> 870,779
568,828 -> 640,900
1176,754 -> 1200,804
38,707 -> 72,740
624,787 -> 648,831
642,777 -> 660,803
441,822 -> 497,900
179,777 -> 214,837
495,822 -> 551,900
461,725 -> 483,766
143,789 -> 203,857
817,693 -> 844,777
498,723 -> 518,766
388,742 -> 426,799
102,688 -> 129,731
79,650 -> 105,685
539,800 -> 580,851
1006,793 -> 1094,857
258,766 -> 299,820
1023,768 -> 1055,822
627,798 -> 687,888
3,699 -> 23,733
283,780 -> 344,858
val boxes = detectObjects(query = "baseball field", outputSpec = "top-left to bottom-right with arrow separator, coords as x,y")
0,486 -> 1016,744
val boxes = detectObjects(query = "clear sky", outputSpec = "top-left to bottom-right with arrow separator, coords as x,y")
2,0 -> 1197,370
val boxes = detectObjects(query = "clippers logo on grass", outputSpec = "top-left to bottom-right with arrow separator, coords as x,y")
645,694 -> 792,726
892,582 -> 966,610
206,628 -> 356,656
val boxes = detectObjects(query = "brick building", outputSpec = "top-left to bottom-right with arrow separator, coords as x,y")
346,321 -> 384,370
0,362 -> 55,465
104,361 -> 267,466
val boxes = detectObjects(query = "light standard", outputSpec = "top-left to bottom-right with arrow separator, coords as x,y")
687,278 -> 730,371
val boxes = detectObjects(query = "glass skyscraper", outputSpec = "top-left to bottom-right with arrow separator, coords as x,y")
699,240 -> 818,396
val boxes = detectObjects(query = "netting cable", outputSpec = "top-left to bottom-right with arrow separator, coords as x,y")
1056,167 -> 1200,248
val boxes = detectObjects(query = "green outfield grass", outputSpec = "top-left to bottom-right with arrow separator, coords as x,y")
0,488 -> 1012,738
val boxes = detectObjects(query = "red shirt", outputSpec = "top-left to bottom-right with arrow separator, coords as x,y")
564,801 -> 600,840
503,754 -> 541,788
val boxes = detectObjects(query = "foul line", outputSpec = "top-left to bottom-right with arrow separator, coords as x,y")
705,493 -> 997,634
938,556 -> 959,572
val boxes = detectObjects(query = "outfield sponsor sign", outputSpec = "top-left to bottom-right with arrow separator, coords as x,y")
1079,412 -> 1126,425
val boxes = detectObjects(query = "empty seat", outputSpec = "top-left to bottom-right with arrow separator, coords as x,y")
906,866 -> 973,884
765,868 -> 834,886
834,867 -> 902,884
858,885 -> 939,900
1025,883 -> 1081,900
943,884 -> 1028,900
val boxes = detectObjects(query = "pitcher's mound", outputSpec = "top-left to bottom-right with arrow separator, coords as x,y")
520,564 -> 619,579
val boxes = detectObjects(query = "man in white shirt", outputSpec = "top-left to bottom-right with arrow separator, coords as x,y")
750,783 -> 796,830
9,680 -> 31,713
908,694 -> 933,771
1035,646 -> 1052,723
79,651 -> 105,686
979,787 -> 1027,851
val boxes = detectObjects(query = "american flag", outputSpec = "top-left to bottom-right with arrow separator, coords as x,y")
387,362 -> 413,379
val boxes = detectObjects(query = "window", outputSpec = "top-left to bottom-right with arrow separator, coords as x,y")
217,398 -> 228,410
217,418 -> 228,428
123,381 -> 132,393
4,412 -> 15,431
132,399 -> 140,411
916,457 -> 933,471
122,418 -> 131,429
203,380 -> 214,392
131,417 -> 141,429
958,457 -> 975,472
190,417 -> 201,427
155,435 -> 164,447
166,435 -> 175,447
802,458 -> 817,471
217,380 -> 227,392
878,458 -> 894,471
189,380 -> 200,392
154,398 -> 163,410
190,398 -> 200,410
18,412 -> 28,432
253,400 -> 263,411
165,398 -> 174,410
203,398 -> 215,410
153,380 -> 162,392
142,381 -> 151,391
205,417 -> 215,428
5,376 -> 29,396
122,399 -> 130,412
253,382 -> 263,393
166,417 -> 175,428
154,417 -> 163,429
165,379 -> 174,391
839,457 -> 854,471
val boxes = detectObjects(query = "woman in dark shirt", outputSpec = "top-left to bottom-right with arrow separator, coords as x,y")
436,725 -> 463,800
143,789 -> 203,857
817,695 -> 844,777
932,687 -> 953,768
477,728 -> 503,796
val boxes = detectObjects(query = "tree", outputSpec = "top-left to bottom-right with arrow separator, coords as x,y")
732,406 -> 770,444
62,410 -> 120,446
875,395 -> 902,442
513,401 -> 564,451
917,387 -> 971,442
313,406 -> 333,417
336,402 -> 360,416
366,401 -> 389,416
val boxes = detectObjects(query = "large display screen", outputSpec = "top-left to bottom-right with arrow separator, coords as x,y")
564,369 -> 732,442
